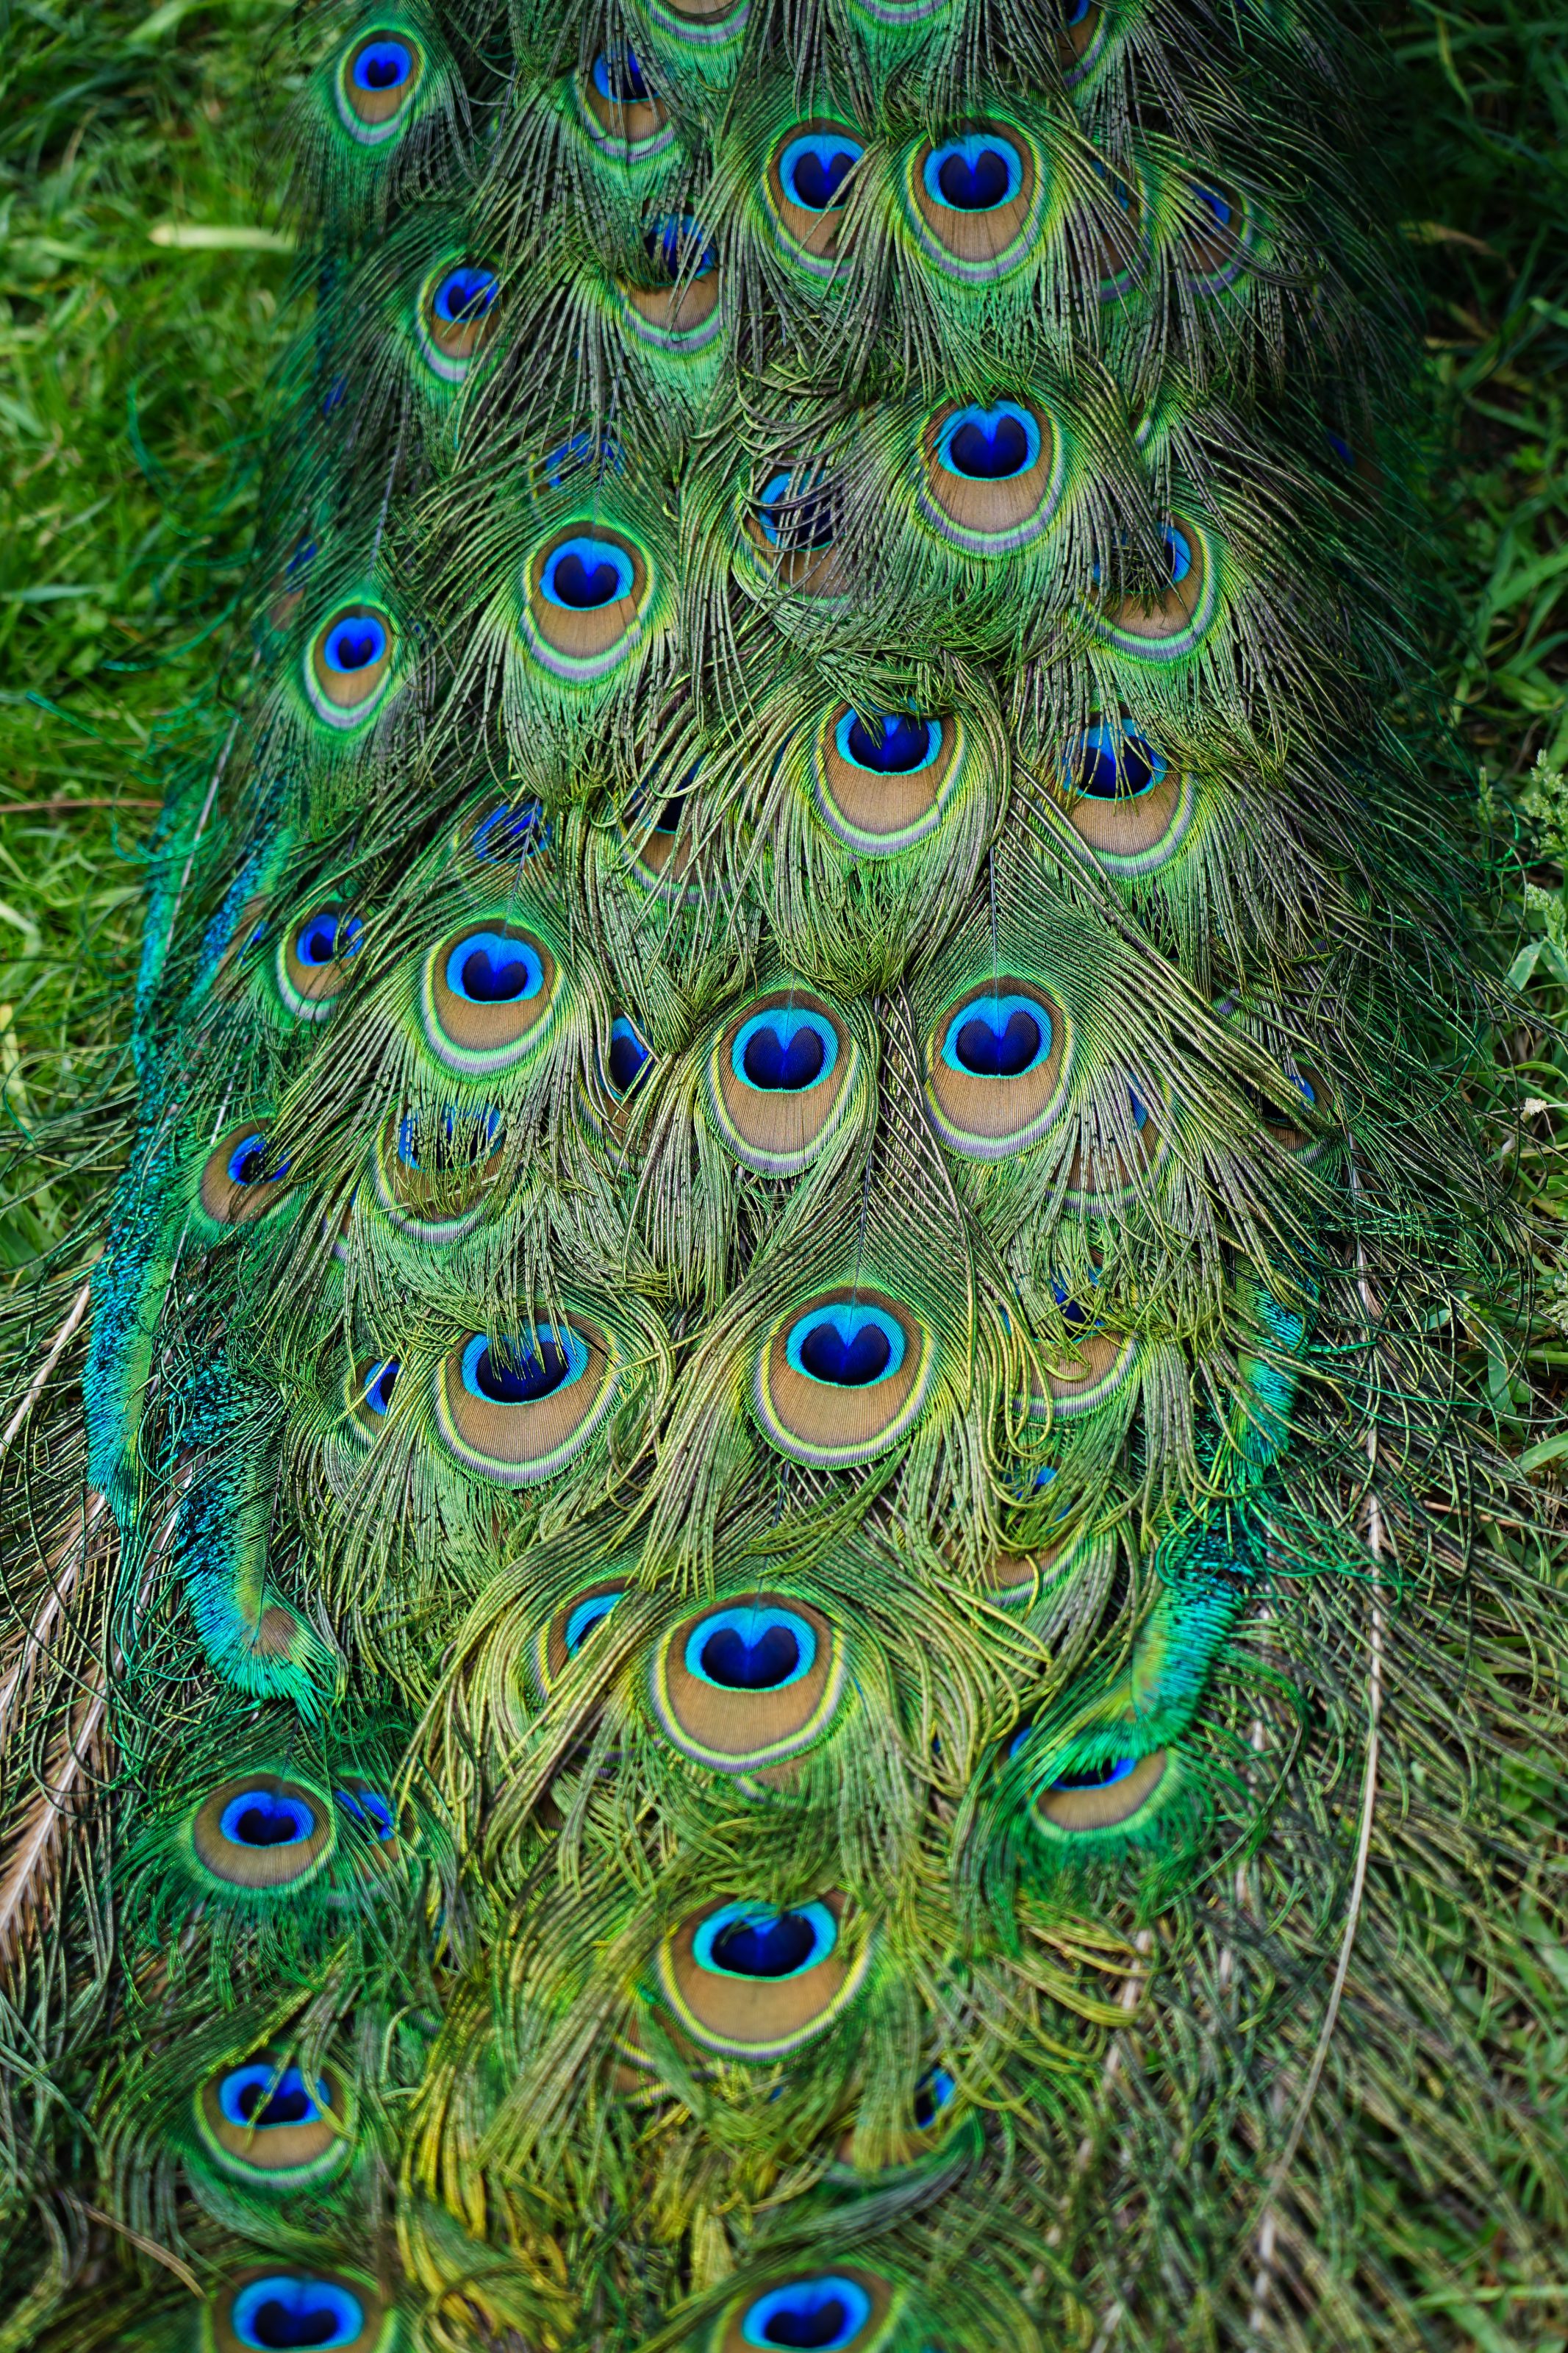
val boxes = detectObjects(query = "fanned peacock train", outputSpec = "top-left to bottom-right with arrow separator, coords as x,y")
1,2 -> 1562,2350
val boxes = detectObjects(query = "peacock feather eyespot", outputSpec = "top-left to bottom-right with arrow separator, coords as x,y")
604,1015 -> 652,1100
267,531 -> 318,633
196,2052 -> 351,2183
521,526 -> 653,685
415,260 -> 500,385
848,0 -> 948,26
717,2271 -> 898,2353
656,1891 -> 870,2057
334,27 -> 423,146
706,989 -> 859,1175
534,1580 -> 628,1693
1089,157 -> 1146,302
373,1103 -> 504,1241
1067,1076 -> 1162,1202
1030,1326 -> 1138,1418
277,904 -> 362,1023
812,706 -> 962,855
435,1318 -> 619,1486
904,123 -> 1047,281
917,399 -> 1064,555
1095,515 -> 1220,662
650,1594 -> 844,1771
1057,0 -> 1107,76
208,2268 -> 390,2353
462,795 -> 551,869
765,121 -> 865,272
578,48 -> 674,157
643,0 -> 749,39
754,1290 -> 931,1465
198,1124 -> 297,1227
345,1355 -> 401,1440
304,602 -> 398,730
418,918 -> 560,1077
623,215 -> 723,352
1058,718 -> 1194,874
923,979 -> 1070,1159
1030,1744 -> 1173,1838
189,1775 -> 336,1894
742,460 -> 846,596
1178,178 -> 1253,290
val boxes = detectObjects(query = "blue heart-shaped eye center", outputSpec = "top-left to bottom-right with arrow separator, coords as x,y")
1163,524 -> 1192,585
473,1340 -> 569,1404
435,267 -> 497,324
712,1910 -> 820,1977
762,2303 -> 850,2351
742,1024 -> 826,1090
226,1795 -> 312,1848
459,946 -> 529,1001
472,800 -> 545,860
609,1027 -> 650,1092
937,145 -> 1012,209
799,1320 -> 890,1385
954,1007 -> 1041,1076
789,146 -> 857,209
845,713 -> 931,772
1195,185 -> 1232,229
226,1135 -> 290,1187
240,2286 -> 362,2352
912,2066 -> 956,2128
947,415 -> 1031,478
364,1360 -> 398,1414
236,2076 -> 314,2127
551,553 -> 623,608
298,916 -> 338,964
355,39 -> 412,93
759,476 -> 837,551
323,617 -> 385,673
1072,731 -> 1158,799
698,1622 -> 802,1689
1054,1756 -> 1137,1791
645,218 -> 717,278
337,1788 -> 395,1838
595,47 -> 648,101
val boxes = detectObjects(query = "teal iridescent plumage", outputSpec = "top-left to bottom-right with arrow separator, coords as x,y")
3,3 -> 1563,2350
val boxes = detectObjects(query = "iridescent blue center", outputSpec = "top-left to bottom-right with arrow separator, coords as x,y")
926,133 -> 1023,212
607,1017 -> 651,1096
433,265 -> 498,325
362,1360 -> 398,1415
230,2277 -> 364,2352
1067,722 -> 1166,800
1053,1755 -> 1137,1791
696,1902 -> 836,1979
218,1791 -> 316,1849
937,402 -> 1039,480
353,40 -> 412,94
218,2064 -> 329,2132
780,135 -> 863,211
591,49 -> 650,102
296,910 -> 362,967
444,932 -> 544,1004
740,2278 -> 873,2352
686,1605 -> 815,1691
786,1303 -> 906,1388
226,1134 -> 292,1188
840,712 -> 940,774
321,614 -> 386,674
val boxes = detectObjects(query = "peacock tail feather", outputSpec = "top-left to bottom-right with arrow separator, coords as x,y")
2,2 -> 1564,2349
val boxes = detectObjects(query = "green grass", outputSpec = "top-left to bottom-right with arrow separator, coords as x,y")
0,0 -> 298,1263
